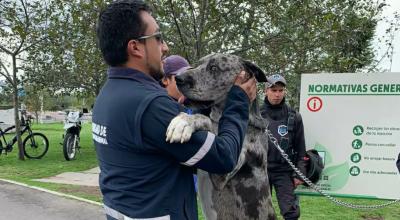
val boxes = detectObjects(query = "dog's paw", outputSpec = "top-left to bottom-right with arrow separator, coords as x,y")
166,112 -> 195,143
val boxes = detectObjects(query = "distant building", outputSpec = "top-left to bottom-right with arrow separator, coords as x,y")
0,108 -> 14,130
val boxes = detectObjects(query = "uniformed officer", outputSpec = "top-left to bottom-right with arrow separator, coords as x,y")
93,1 -> 257,220
261,74 -> 307,220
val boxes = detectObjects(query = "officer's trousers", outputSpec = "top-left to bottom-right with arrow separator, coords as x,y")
268,170 -> 300,220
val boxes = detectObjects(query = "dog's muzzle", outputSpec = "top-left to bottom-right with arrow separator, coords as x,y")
175,74 -> 195,89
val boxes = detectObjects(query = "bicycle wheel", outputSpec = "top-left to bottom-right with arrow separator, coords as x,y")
63,132 -> 78,161
23,133 -> 49,159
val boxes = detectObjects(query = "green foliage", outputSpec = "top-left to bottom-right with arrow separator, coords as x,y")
24,0 -> 110,97
0,80 -> 12,106
149,0 -> 386,107
5,0 -> 397,109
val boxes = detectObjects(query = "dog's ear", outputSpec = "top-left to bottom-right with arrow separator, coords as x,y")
242,60 -> 267,82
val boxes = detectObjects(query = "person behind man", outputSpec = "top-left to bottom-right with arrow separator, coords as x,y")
161,55 -> 211,116
162,55 -> 204,192
160,55 -> 189,103
261,74 -> 307,220
93,1 -> 257,219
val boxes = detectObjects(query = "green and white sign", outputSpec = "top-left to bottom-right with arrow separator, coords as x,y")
297,73 -> 400,200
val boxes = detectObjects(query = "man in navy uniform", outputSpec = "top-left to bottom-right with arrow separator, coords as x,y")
93,1 -> 257,219
261,74 -> 307,220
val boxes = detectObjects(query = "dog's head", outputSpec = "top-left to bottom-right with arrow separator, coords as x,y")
176,53 -> 267,108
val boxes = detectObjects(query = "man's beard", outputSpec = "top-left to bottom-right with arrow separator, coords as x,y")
144,49 -> 164,81
148,64 -> 164,81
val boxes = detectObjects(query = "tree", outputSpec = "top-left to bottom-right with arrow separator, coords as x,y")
23,0 -> 396,111
24,0 -> 109,98
149,0 -> 388,107
0,80 -> 12,106
22,83 -> 43,123
0,0 -> 58,160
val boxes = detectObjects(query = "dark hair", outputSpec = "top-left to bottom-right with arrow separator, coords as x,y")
97,0 -> 152,66
159,75 -> 173,88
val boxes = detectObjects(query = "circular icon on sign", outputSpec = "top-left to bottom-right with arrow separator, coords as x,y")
307,97 -> 323,112
352,139 -> 363,149
350,153 -> 361,163
349,166 -> 360,176
353,125 -> 364,136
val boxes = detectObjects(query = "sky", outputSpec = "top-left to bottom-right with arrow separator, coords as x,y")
374,0 -> 400,72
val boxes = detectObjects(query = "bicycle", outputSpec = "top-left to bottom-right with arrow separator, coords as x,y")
0,112 -> 49,159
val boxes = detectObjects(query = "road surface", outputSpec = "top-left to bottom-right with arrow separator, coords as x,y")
0,180 -> 105,220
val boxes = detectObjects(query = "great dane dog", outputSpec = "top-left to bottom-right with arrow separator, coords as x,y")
166,53 -> 277,220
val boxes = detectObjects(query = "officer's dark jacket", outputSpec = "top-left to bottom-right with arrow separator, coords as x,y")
261,98 -> 306,174
92,67 -> 249,220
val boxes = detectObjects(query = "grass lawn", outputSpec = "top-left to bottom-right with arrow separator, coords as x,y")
0,122 -> 101,202
0,123 -> 399,219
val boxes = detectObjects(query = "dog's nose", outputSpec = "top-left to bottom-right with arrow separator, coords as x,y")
176,75 -> 195,88
175,75 -> 184,86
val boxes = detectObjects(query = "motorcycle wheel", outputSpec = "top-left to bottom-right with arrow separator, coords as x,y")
63,132 -> 78,161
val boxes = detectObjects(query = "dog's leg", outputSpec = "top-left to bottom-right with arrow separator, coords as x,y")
198,170 -> 218,220
166,112 -> 212,143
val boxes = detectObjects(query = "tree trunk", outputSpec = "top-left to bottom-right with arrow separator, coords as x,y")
12,55 -> 24,160
34,111 -> 39,124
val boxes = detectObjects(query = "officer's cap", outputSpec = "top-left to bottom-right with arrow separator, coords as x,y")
266,74 -> 287,88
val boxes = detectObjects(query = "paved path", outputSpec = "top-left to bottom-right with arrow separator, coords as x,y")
35,167 -> 100,187
0,180 -> 105,220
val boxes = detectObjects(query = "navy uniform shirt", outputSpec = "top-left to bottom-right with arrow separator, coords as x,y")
92,67 -> 250,220
261,98 -> 306,174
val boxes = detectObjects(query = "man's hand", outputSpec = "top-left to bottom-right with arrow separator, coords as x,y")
293,178 -> 304,188
234,71 -> 257,102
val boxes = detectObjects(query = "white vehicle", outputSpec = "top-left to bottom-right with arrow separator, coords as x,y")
62,110 -> 83,160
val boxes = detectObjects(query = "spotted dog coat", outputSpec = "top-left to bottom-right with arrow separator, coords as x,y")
175,53 -> 277,220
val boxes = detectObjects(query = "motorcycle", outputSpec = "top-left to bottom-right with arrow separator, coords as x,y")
62,110 -> 83,161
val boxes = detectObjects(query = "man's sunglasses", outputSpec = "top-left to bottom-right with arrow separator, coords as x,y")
136,32 -> 164,43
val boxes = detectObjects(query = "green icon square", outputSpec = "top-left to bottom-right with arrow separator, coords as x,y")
349,166 -> 360,176
353,125 -> 364,136
352,139 -> 363,149
351,153 -> 362,163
